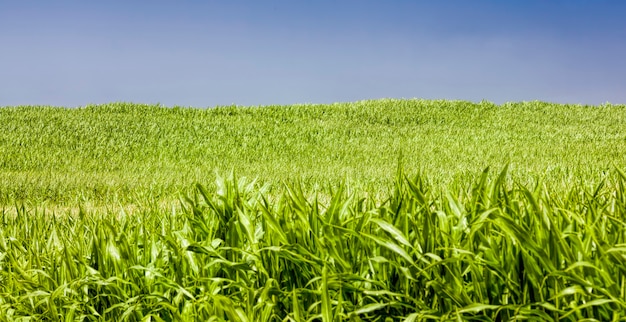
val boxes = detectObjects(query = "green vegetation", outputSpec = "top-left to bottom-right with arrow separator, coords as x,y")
2,169 -> 626,320
2,99 -> 626,320
1,99 -> 625,206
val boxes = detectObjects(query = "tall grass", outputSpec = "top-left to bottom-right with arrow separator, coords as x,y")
2,167 -> 626,321
1,99 -> 625,206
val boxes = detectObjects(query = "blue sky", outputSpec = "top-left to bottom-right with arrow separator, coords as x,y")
1,0 -> 625,107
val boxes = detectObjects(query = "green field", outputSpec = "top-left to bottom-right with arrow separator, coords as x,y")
2,99 -> 626,320
1,99 -> 625,206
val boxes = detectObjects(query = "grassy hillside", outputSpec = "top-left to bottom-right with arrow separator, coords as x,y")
3,99 -> 626,320
1,99 -> 625,206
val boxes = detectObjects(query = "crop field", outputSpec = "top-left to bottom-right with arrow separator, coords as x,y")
1,99 -> 626,320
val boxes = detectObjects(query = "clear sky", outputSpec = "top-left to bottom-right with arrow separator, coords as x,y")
1,0 -> 625,107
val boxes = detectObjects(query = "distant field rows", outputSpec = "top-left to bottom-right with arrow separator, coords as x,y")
1,99 -> 625,206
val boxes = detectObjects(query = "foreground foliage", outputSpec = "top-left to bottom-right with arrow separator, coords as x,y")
2,168 -> 626,321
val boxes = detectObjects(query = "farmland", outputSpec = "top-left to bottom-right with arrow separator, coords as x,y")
2,99 -> 626,320
1,99 -> 625,206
